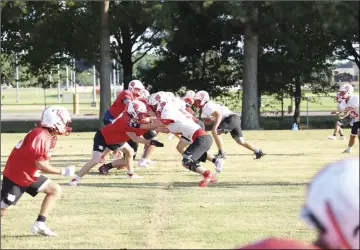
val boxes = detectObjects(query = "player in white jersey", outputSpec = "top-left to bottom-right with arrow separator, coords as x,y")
157,100 -> 223,187
194,90 -> 265,159
337,84 -> 360,153
328,93 -> 353,140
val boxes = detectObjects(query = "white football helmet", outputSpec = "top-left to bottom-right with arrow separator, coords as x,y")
128,80 -> 144,96
127,100 -> 147,120
300,157 -> 359,249
194,90 -> 210,107
184,90 -> 196,98
338,83 -> 354,99
41,106 -> 72,135
139,89 -> 150,100
148,91 -> 165,107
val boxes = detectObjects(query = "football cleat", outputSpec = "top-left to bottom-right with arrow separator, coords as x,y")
328,135 -> 337,140
31,221 -> 57,237
214,158 -> 224,174
98,164 -> 110,175
68,178 -> 78,186
340,136 -> 345,140
199,171 -> 217,187
254,149 -> 265,159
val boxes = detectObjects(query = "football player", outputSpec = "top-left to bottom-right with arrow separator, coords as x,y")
68,100 -> 165,186
1,106 -> 75,236
236,157 -> 359,249
194,90 -> 265,159
328,92 -> 353,140
338,84 -> 360,153
156,99 -> 223,187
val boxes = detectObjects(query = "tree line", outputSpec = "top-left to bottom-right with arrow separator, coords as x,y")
1,1 -> 359,128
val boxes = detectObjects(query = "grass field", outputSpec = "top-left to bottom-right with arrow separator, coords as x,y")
2,88 -> 359,114
1,130 -> 359,249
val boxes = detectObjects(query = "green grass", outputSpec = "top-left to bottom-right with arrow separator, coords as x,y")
1,130 -> 359,249
2,88 -> 359,114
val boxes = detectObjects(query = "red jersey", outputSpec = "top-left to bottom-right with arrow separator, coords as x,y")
4,127 -> 54,187
237,237 -> 319,249
100,112 -> 147,145
108,90 -> 134,118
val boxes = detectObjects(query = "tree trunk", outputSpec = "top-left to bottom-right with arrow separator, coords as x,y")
293,81 -> 301,126
241,21 -> 260,130
120,26 -> 133,90
99,0 -> 111,127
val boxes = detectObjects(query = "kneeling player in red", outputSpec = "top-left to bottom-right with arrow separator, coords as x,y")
68,100 -> 165,186
1,106 -> 74,236
236,157 -> 359,249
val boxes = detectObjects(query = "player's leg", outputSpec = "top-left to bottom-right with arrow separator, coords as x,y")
343,121 -> 359,153
27,175 -> 60,236
182,135 -> 216,187
328,120 -> 344,140
229,115 -> 265,159
212,125 -> 226,159
139,130 -> 157,168
68,131 -> 106,185
98,143 -> 138,177
1,176 -> 26,217
176,137 -> 191,155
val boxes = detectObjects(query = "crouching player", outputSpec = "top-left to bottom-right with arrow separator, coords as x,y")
236,157 -> 359,249
194,90 -> 265,159
68,100 -> 165,186
1,106 -> 75,236
157,100 -> 223,187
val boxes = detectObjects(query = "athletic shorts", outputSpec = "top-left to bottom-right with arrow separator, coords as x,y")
103,109 -> 115,126
93,130 -> 125,153
351,121 -> 359,136
183,134 -> 213,163
217,114 -> 243,138
1,175 -> 49,208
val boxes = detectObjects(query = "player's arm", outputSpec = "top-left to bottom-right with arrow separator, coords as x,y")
138,119 -> 164,130
155,126 -> 170,134
35,160 -> 75,176
126,132 -> 164,147
210,110 -> 222,133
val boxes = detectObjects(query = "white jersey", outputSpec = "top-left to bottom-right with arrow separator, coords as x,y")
345,95 -> 359,122
161,103 -> 201,142
202,101 -> 233,121
172,97 -> 187,111
337,99 -> 347,112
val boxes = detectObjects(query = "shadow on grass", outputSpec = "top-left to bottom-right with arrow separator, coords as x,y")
1,234 -> 40,238
62,181 -> 308,189
225,153 -> 306,157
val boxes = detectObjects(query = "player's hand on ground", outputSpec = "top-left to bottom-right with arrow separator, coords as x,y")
127,173 -> 144,179
61,166 -> 75,176
150,139 -> 164,147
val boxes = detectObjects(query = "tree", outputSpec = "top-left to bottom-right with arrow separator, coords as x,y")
99,0 -> 111,126
109,1 -> 163,89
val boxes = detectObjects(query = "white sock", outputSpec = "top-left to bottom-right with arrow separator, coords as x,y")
74,175 -> 81,181
255,149 -> 260,153
347,146 -> 352,151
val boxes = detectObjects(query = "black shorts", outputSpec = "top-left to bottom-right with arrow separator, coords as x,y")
1,175 -> 48,207
183,134 -> 213,163
351,121 -> 359,135
217,114 -> 243,138
93,130 -> 124,153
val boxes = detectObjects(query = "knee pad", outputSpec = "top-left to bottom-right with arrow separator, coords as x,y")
182,157 -> 199,172
216,128 -> 230,135
234,136 -> 245,143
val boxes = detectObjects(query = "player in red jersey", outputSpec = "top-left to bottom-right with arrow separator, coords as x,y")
1,106 -> 74,236
135,88 -> 159,168
236,157 -> 359,250
68,100 -> 165,186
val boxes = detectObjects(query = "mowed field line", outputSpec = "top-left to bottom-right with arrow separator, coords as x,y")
1,129 -> 359,249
